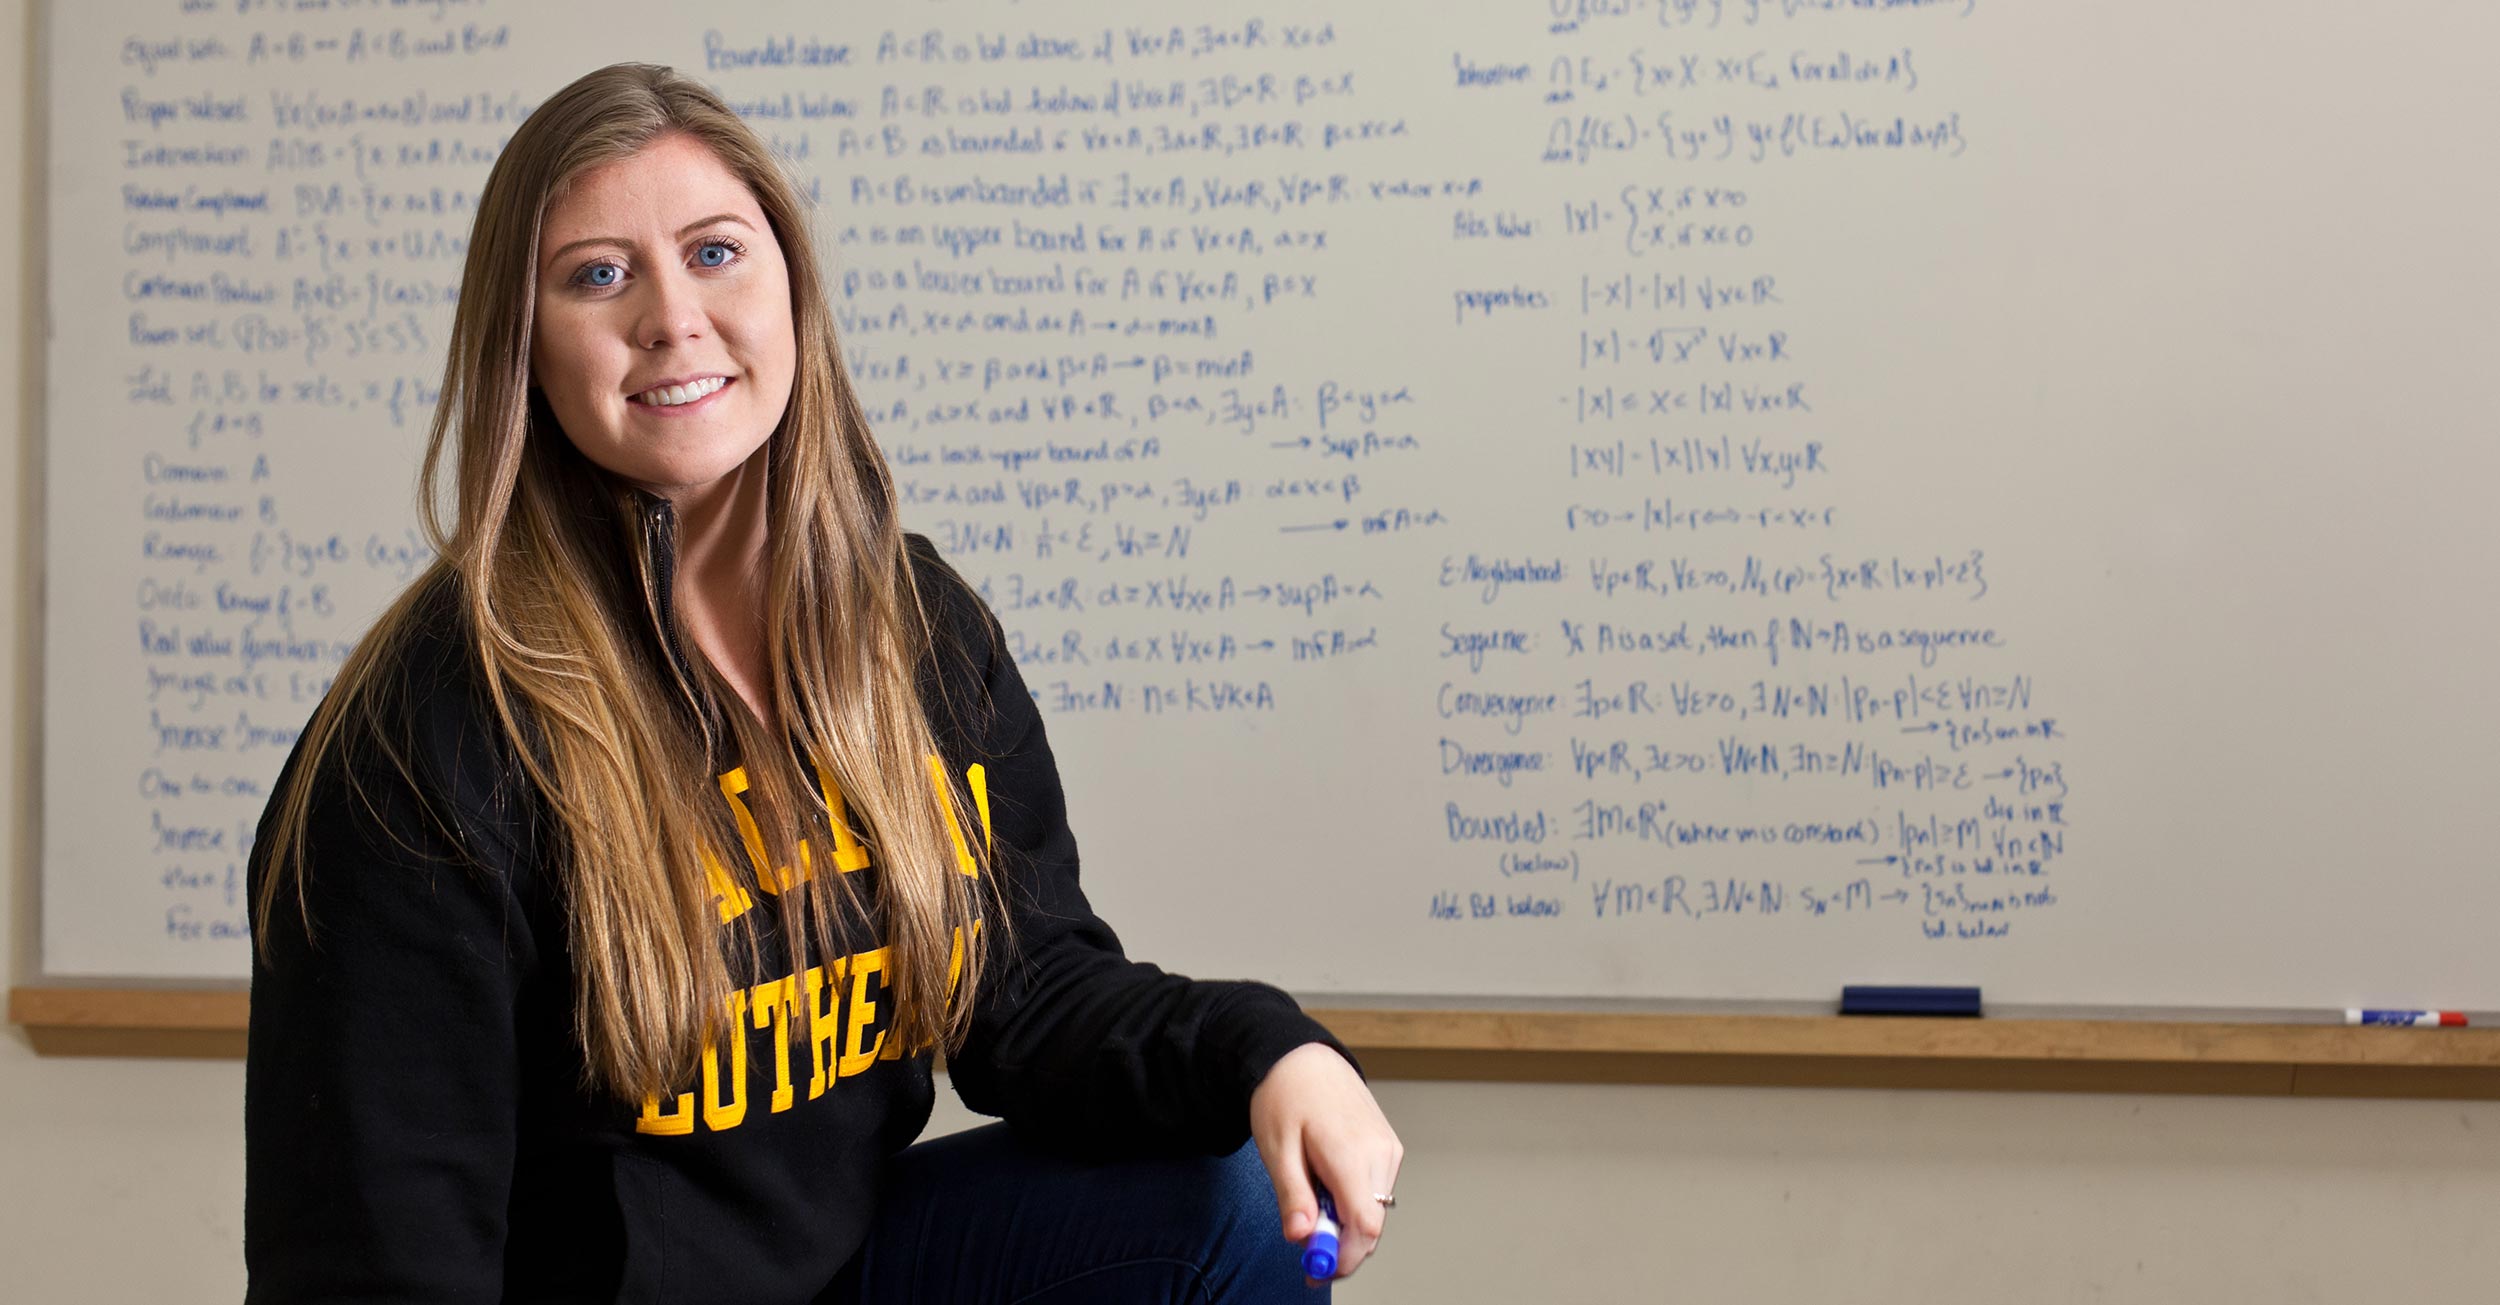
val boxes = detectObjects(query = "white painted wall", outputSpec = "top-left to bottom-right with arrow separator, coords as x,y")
4,3 -> 2495,1299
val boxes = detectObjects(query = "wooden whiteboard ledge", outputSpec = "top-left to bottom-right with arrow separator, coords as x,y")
11,985 -> 251,1060
15,987 -> 2500,1098
1306,1007 -> 2500,1099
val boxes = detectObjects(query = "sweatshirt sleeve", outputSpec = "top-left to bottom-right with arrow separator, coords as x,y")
910,538 -> 1358,1156
244,642 -> 539,1302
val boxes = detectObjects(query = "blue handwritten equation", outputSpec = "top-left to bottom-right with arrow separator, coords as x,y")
95,0 -> 517,960
84,0 -> 2049,975
723,0 -> 2047,952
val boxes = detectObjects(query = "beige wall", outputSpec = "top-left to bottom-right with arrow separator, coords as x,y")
5,4 -> 2497,1299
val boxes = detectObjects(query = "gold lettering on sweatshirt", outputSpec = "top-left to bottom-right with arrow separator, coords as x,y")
929,759 -> 990,878
702,844 -> 755,926
811,762 -> 874,875
946,917 -> 978,1002
719,767 -> 808,897
804,958 -> 846,1101
636,927 -> 982,1137
707,756 -> 976,926
637,1089 -> 697,1137
702,989 -> 750,1132
839,946 -> 889,1077
751,976 -> 800,1113
633,757 -> 993,1136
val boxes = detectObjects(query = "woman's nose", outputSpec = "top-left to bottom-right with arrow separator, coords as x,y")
634,267 -> 706,349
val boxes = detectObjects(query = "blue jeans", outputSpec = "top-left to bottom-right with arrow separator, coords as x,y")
824,1122 -> 1327,1304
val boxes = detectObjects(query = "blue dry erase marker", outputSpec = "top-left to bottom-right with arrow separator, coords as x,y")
1301,1186 -> 1341,1279
2347,1009 -> 2468,1027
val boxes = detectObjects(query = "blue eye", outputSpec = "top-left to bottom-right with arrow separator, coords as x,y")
696,238 -> 743,268
575,262 -> 621,288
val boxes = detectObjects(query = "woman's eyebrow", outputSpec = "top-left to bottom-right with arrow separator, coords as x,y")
542,214 -> 755,269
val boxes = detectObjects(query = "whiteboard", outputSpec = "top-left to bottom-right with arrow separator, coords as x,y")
45,0 -> 2500,1015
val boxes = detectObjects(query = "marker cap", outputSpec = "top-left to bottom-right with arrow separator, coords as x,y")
1302,1190 -> 1341,1279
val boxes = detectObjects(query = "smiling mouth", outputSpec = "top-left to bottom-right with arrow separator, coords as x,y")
629,376 -> 732,407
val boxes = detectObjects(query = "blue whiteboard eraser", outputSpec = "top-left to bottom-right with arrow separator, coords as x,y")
1841,985 -> 1983,1017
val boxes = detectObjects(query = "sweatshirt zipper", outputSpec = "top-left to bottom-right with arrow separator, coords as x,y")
641,495 -> 695,682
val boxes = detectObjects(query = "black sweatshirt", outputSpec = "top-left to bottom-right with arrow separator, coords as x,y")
244,525 -> 1349,1303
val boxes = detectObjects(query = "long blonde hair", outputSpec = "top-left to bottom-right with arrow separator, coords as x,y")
255,63 -> 992,1102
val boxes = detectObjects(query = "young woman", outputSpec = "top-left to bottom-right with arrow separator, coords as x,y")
244,62 -> 1401,1303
